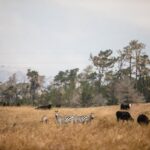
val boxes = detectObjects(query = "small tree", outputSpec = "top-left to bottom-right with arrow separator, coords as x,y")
27,69 -> 40,105
53,68 -> 79,106
90,49 -> 117,91
2,85 -> 17,105
114,77 -> 145,103
80,81 -> 93,107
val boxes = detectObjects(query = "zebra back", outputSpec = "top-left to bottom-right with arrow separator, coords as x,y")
75,113 -> 94,123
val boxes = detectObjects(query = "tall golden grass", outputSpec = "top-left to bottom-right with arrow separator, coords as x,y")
0,104 -> 150,150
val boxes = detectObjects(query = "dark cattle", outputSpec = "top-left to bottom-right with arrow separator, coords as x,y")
116,111 -> 134,122
120,103 -> 131,110
35,104 -> 52,110
15,102 -> 21,106
137,114 -> 150,125
56,104 -> 61,108
2,102 -> 10,106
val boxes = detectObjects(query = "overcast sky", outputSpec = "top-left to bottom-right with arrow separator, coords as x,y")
0,0 -> 150,77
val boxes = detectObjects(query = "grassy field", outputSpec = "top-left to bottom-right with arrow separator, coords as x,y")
0,104 -> 150,150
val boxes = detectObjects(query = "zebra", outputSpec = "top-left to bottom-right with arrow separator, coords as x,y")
55,111 -> 64,125
55,111 -> 94,125
74,113 -> 94,124
55,111 -> 75,125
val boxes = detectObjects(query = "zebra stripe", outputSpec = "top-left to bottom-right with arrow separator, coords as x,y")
74,113 -> 94,123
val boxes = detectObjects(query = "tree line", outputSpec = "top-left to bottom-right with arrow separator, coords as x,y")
0,40 -> 150,107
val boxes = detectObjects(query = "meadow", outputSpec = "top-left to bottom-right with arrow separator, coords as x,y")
0,103 -> 150,150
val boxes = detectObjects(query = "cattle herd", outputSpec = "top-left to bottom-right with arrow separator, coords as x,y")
35,104 -> 52,110
37,103 -> 150,126
116,103 -> 150,125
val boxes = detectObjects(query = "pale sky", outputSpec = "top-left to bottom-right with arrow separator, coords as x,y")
0,0 -> 150,77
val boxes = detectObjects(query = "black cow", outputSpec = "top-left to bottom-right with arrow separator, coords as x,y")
137,114 -> 150,125
0,101 -> 10,106
56,104 -> 61,108
35,104 -> 52,110
116,111 -> 134,122
120,103 -> 131,110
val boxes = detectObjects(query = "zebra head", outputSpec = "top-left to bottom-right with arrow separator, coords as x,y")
90,113 -> 94,120
55,110 -> 60,118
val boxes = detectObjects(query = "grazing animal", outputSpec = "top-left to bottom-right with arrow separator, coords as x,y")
120,103 -> 131,110
40,115 -> 49,123
55,111 -> 94,125
16,102 -> 21,106
116,111 -> 134,122
36,104 -> 52,110
74,113 -> 94,124
55,111 -> 74,125
55,111 -> 63,125
1,101 -> 9,106
56,104 -> 61,108
137,114 -> 150,125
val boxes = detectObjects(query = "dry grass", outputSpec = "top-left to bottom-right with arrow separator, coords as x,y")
1,104 -> 150,150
